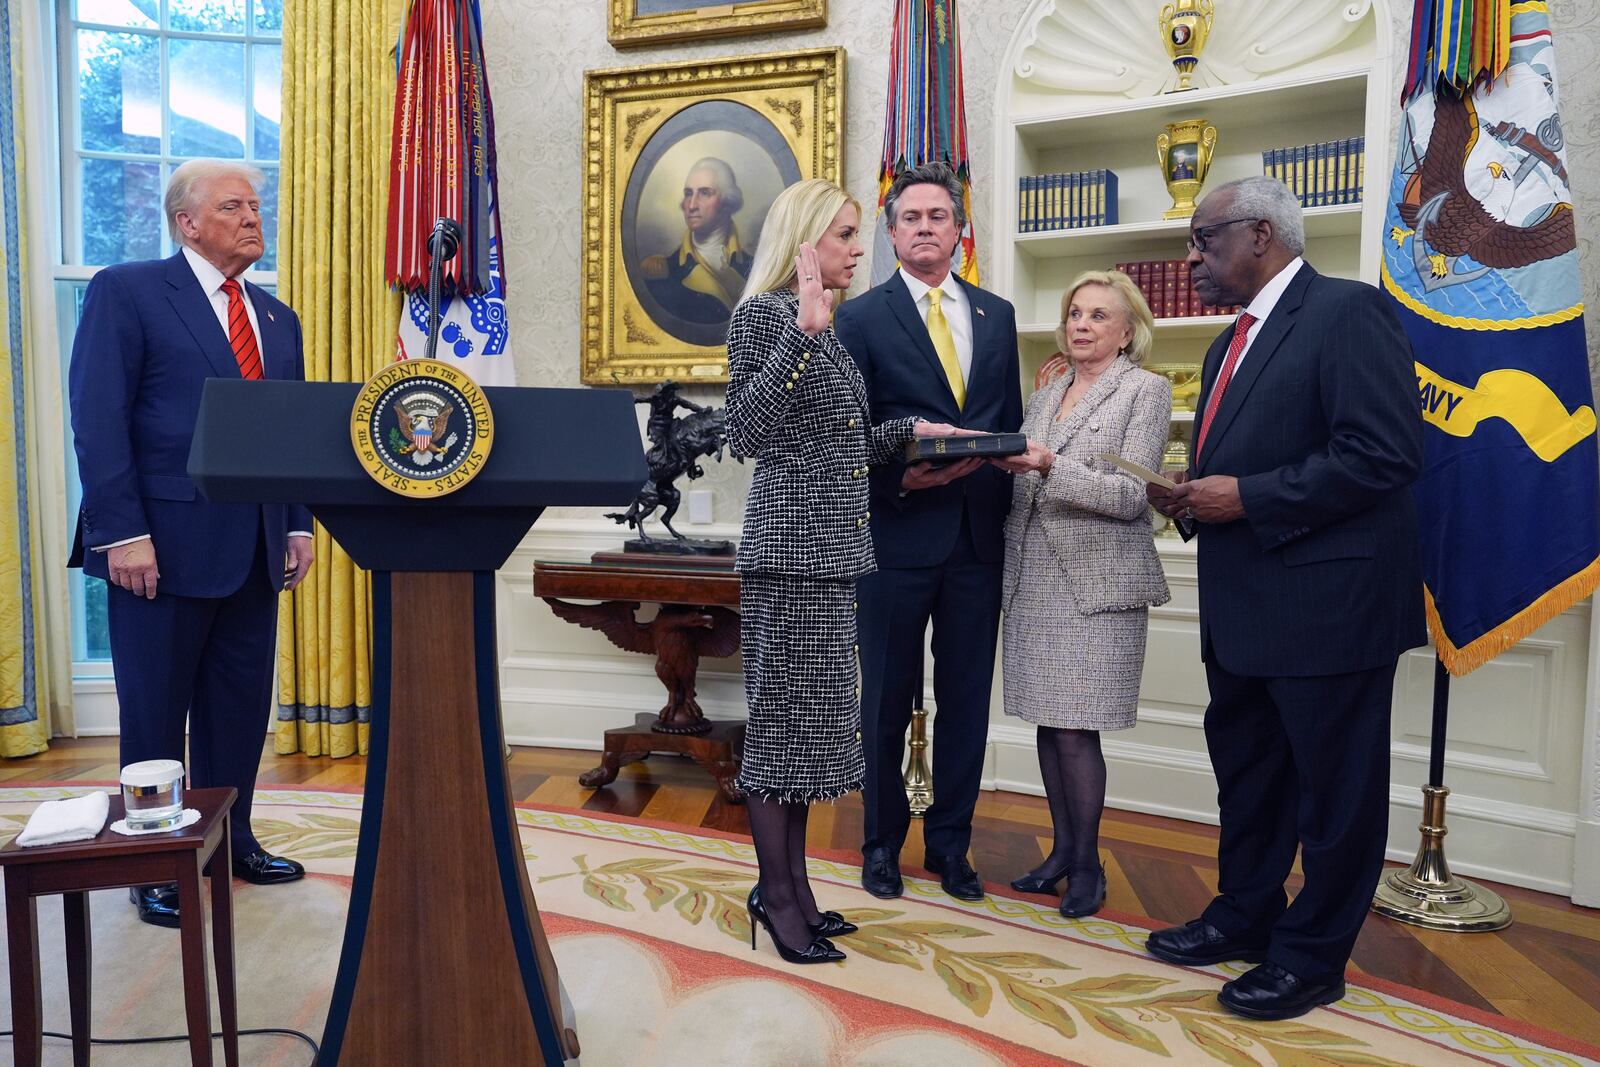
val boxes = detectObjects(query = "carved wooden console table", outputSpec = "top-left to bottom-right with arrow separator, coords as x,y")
532,555 -> 745,802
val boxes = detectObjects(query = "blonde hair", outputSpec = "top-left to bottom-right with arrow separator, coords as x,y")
738,178 -> 860,305
165,159 -> 265,243
1054,269 -> 1154,365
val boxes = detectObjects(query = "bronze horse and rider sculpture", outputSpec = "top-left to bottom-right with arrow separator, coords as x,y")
606,381 -> 736,553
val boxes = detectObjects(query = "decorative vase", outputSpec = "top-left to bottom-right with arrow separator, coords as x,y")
1156,118 -> 1218,219
1159,0 -> 1215,93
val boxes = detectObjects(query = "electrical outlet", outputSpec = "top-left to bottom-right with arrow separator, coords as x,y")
687,489 -> 713,525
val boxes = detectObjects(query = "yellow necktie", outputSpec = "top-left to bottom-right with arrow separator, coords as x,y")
926,288 -> 965,409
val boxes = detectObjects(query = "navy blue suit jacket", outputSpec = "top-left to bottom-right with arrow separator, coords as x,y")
833,273 -> 1023,568
68,252 -> 312,599
1188,263 -> 1426,676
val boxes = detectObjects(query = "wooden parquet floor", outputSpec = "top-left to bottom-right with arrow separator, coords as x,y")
8,737 -> 1600,1047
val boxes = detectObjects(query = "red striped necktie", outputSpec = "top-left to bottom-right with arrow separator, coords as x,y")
1193,311 -> 1257,459
221,278 -> 263,381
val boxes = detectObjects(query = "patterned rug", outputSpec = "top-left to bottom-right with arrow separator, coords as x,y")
2,785 -> 1597,1067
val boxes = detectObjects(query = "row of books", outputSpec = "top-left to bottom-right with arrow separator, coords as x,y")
1018,169 -> 1119,232
1115,259 -> 1242,320
1263,137 -> 1365,207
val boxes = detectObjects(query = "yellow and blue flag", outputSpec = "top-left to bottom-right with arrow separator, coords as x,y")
1383,0 -> 1597,674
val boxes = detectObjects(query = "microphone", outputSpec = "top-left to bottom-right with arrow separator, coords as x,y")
428,217 -> 463,262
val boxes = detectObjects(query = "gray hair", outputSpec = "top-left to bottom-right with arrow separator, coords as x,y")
1203,175 -> 1305,255
685,156 -> 744,216
165,159 -> 266,243
884,161 -> 967,232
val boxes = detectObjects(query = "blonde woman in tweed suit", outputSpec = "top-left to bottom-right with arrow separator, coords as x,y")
725,178 -> 960,964
992,270 -> 1171,918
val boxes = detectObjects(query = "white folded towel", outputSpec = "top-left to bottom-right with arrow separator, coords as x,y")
15,791 -> 111,847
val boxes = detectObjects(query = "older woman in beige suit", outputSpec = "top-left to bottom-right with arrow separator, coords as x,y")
992,269 -> 1171,918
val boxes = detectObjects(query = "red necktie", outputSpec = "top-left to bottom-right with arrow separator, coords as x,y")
1193,311 -> 1257,459
221,278 -> 263,381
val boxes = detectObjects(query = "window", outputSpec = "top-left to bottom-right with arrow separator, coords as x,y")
54,0 -> 283,664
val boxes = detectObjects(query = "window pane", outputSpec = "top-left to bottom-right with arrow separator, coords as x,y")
82,577 -> 112,661
169,0 -> 245,34
81,157 -> 163,265
253,45 -> 281,161
255,0 -> 283,33
170,39 -> 246,158
77,30 -> 159,154
76,0 -> 157,29
256,165 -> 279,272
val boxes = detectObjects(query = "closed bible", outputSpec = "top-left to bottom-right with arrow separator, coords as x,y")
905,433 -> 1027,465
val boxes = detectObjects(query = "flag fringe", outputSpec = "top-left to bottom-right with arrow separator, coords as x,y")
1426,554 -> 1600,675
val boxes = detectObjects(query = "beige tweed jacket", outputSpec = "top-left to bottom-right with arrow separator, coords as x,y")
1002,356 -> 1172,615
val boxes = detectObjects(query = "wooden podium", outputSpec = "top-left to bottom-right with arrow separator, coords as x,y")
189,379 -> 645,1066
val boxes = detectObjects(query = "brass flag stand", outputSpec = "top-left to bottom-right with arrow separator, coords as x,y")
1372,657 -> 1511,931
905,645 -> 933,817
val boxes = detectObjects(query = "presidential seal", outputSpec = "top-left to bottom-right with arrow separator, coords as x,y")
351,359 -> 493,498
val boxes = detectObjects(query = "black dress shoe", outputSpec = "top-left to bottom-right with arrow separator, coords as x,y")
1059,864 -> 1106,918
861,846 -> 903,899
924,853 -> 984,901
1219,961 -> 1346,1020
809,911 -> 859,938
747,886 -> 846,964
1145,917 -> 1269,967
130,885 -> 180,928
232,849 -> 306,885
1010,863 -> 1070,895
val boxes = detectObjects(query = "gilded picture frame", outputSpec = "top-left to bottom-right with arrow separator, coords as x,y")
582,47 -> 844,386
607,0 -> 827,49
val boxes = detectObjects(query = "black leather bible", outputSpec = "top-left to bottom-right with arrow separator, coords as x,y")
905,433 -> 1028,464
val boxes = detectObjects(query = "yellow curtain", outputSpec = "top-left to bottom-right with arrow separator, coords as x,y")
276,0 -> 405,757
0,0 -> 50,758
0,0 -> 51,758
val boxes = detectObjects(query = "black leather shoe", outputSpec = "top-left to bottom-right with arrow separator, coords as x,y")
861,846 -> 903,899
1219,961 -> 1346,1020
924,853 -> 985,901
232,849 -> 305,885
1145,918 -> 1269,967
130,885 -> 180,928
1010,865 -> 1069,895
1059,864 -> 1106,918
809,911 -> 859,938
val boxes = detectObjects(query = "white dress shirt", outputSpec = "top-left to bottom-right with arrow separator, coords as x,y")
95,248 -> 309,551
1231,255 -> 1304,373
898,267 -> 974,384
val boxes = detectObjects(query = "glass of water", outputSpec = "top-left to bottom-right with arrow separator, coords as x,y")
120,759 -> 185,831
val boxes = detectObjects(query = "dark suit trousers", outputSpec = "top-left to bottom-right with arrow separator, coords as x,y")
858,514 -> 1002,859
108,533 -> 278,856
1200,659 -> 1397,982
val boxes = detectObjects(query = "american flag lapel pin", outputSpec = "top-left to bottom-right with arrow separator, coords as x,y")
267,310 -> 275,322
975,307 -> 986,317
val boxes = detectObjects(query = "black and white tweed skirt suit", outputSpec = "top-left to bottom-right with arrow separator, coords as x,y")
725,289 -> 917,802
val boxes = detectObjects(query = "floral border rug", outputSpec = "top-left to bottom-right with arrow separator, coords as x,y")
3,786 -> 1598,1067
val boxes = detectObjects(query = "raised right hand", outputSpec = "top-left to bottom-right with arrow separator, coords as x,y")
794,243 -> 833,336
108,538 -> 160,599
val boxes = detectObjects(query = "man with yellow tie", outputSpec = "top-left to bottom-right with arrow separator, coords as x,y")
834,162 -> 1023,903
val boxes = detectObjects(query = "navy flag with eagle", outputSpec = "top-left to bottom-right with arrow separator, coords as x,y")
1382,0 -> 1598,673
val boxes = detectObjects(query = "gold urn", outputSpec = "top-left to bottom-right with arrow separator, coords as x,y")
1159,0 -> 1215,93
1156,119 -> 1218,220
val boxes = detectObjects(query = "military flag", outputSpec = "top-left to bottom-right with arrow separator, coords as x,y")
387,0 -> 515,385
1383,0 -> 1597,673
871,0 -> 979,287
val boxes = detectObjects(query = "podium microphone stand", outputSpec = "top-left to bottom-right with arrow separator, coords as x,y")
188,234 -> 646,1060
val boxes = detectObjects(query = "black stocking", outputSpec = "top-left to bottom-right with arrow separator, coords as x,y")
747,796 -> 813,950
786,802 -> 822,925
1026,726 -> 1107,878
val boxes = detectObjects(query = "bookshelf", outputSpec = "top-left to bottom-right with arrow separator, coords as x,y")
994,0 -> 1393,404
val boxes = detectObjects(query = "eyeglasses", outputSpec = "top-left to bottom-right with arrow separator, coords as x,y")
1186,217 -> 1262,253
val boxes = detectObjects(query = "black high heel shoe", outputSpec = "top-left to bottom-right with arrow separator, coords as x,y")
748,885 -> 846,964
1059,864 -> 1107,919
809,910 -> 859,938
1010,863 -> 1072,895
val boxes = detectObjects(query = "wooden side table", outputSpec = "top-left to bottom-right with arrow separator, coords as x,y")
0,787 -> 239,1067
533,555 -> 747,802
